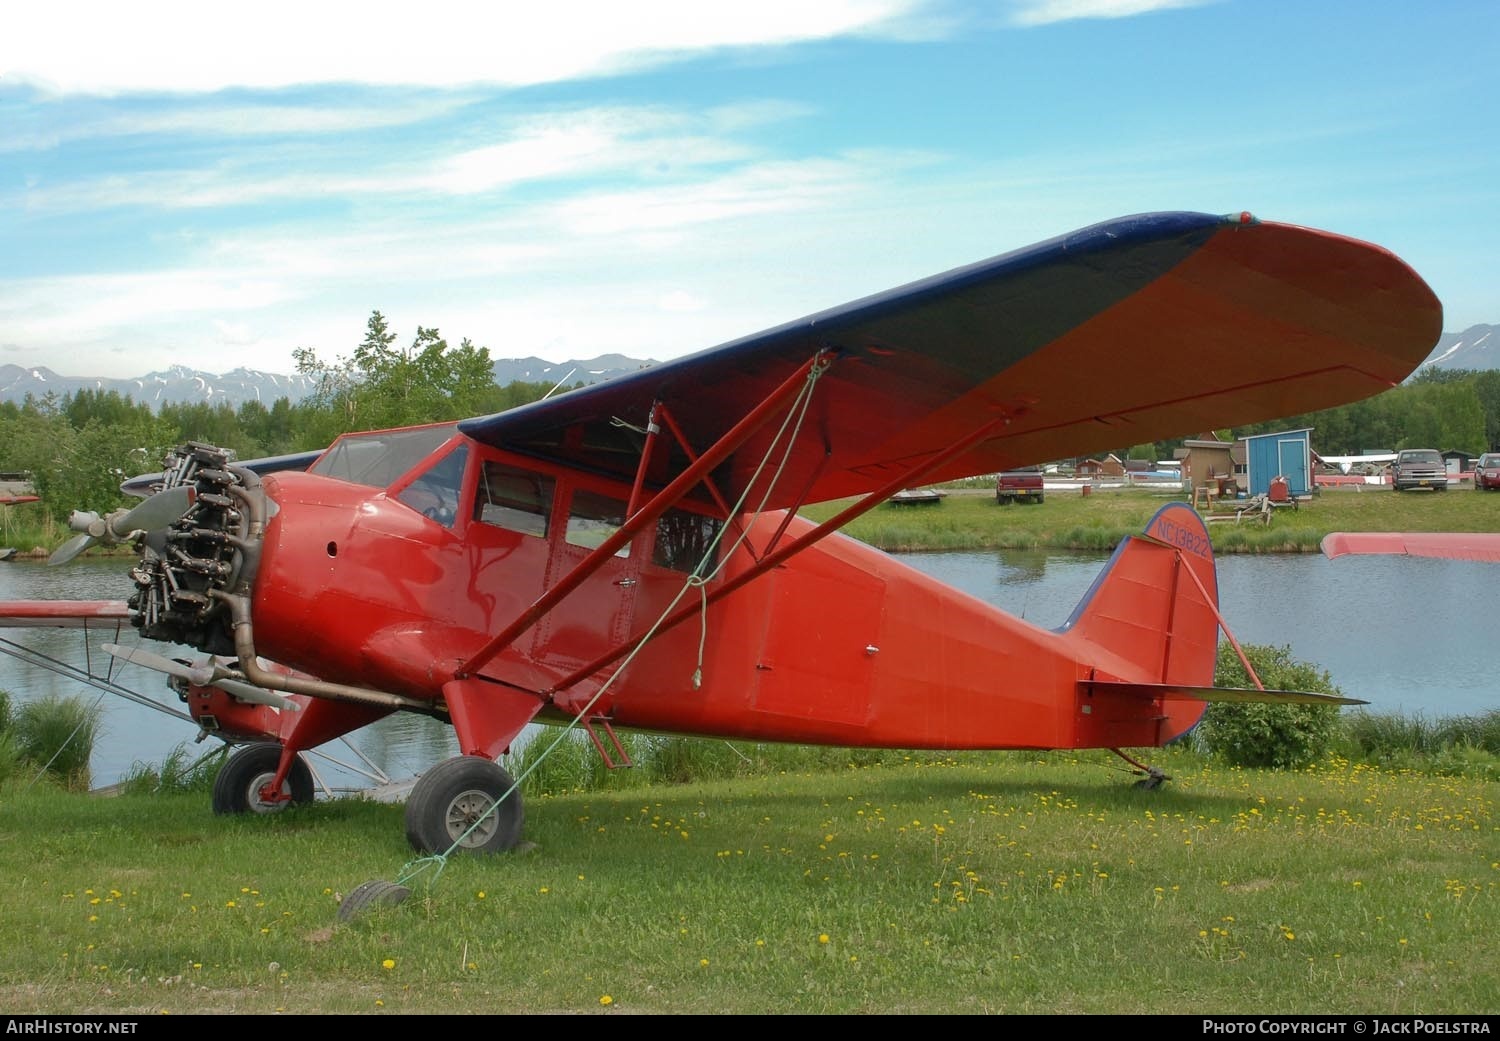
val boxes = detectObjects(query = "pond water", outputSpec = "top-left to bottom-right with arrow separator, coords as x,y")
0,547 -> 1492,789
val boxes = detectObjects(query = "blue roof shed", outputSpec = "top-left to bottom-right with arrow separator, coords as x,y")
1241,428 -> 1312,498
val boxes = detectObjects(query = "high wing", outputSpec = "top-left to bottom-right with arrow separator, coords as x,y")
459,211 -> 1441,510
1321,533 -> 1500,562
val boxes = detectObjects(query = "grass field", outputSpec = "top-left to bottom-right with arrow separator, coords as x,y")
802,484 -> 1500,553
0,746 -> 1493,1015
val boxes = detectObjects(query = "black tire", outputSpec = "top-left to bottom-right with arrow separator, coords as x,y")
404,755 -> 524,855
212,743 -> 314,815
337,880 -> 411,922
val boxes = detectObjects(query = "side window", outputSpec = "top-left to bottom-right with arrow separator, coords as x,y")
565,490 -> 630,557
395,443 -> 468,528
653,509 -> 722,573
475,462 -> 554,539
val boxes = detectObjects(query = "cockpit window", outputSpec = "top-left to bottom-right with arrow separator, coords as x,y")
654,509 -> 722,573
475,462 -> 555,539
396,443 -> 467,528
309,424 -> 460,488
565,490 -> 630,557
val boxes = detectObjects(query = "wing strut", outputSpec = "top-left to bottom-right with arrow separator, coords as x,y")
543,409 -> 1017,695
456,350 -> 834,679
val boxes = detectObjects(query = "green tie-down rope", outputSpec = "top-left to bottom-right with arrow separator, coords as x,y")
392,357 -> 828,892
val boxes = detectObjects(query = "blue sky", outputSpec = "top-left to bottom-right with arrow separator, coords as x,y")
2,0 -> 1496,379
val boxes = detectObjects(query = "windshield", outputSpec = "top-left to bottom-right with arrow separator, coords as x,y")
1398,451 -> 1442,466
1480,455 -> 1500,469
309,424 -> 460,488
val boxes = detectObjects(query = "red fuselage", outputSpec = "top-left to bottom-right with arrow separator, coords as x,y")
243,435 -> 1212,760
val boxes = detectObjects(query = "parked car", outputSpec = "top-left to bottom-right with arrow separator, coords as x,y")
1392,448 -> 1447,492
1475,453 -> 1500,491
996,467 -> 1044,505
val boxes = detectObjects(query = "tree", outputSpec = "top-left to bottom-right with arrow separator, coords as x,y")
293,311 -> 499,441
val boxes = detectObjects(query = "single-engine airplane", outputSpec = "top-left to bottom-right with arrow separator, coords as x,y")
1,211 -> 1443,857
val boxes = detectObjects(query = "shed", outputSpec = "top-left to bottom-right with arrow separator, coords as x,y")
1100,454 -> 1127,477
1179,437 -> 1236,494
1075,459 -> 1105,478
1441,449 -> 1473,477
1239,429 -> 1312,498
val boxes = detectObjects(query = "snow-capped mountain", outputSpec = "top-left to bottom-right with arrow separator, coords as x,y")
0,364 -> 318,409
1419,324 -> 1499,373
0,355 -> 659,411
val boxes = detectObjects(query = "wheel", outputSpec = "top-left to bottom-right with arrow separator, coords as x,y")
337,879 -> 411,922
404,755 -> 524,855
212,743 -> 314,815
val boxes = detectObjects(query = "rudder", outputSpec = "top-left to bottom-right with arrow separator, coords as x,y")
1060,502 -> 1221,745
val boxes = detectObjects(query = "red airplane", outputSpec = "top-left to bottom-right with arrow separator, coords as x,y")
1,211 -> 1442,864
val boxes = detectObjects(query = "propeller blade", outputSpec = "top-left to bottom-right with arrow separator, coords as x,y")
103,643 -> 210,683
111,486 -> 196,538
48,533 -> 98,567
103,643 -> 299,712
49,486 -> 196,566
212,678 -> 301,712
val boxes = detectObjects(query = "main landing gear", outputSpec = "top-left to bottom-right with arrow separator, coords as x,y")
339,756 -> 525,922
403,755 -> 525,856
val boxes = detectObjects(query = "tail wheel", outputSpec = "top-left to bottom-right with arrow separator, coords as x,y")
404,755 -> 524,855
212,743 -> 314,815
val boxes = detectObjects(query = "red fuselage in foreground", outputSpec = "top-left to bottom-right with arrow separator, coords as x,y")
232,435 -> 1215,764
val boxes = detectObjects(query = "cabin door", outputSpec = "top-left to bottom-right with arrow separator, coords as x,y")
532,485 -> 642,672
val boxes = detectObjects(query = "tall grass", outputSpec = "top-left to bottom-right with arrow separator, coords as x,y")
117,743 -> 226,795
10,694 -> 100,790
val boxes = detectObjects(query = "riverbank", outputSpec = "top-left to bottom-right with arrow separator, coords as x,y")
800,484 -> 1499,553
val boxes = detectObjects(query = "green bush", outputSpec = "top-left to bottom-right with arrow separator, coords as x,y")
13,694 -> 100,790
1199,643 -> 1342,769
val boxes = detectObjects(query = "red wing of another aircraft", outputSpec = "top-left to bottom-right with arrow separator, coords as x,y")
1321,532 -> 1500,562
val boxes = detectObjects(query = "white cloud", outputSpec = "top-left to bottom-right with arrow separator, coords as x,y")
1007,0 -> 1213,27
4,2 -> 925,96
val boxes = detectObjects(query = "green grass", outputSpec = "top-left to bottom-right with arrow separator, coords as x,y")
0,748 -> 1493,1014
804,485 -> 1500,553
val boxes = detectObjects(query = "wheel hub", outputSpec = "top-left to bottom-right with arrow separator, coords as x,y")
446,789 -> 500,847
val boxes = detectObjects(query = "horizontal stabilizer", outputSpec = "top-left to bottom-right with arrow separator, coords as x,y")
1082,679 -> 1366,707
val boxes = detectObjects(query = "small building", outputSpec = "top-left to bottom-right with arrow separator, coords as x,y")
1075,459 -> 1105,479
1238,428 -> 1313,498
1441,449 -> 1473,477
1178,437 -> 1236,496
1099,454 -> 1127,477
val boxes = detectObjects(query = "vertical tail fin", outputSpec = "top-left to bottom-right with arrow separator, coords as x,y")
1061,502 -> 1221,745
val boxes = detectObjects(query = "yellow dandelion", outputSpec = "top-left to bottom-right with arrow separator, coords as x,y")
699,958 -> 710,967
600,995 -> 614,1006
382,958 -> 396,970
477,891 -> 486,900
818,933 -> 830,944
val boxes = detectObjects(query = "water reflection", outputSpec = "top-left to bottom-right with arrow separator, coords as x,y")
898,548 -> 1499,719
